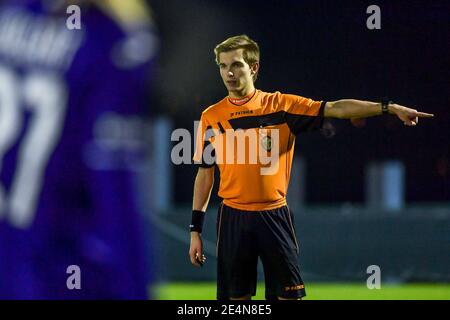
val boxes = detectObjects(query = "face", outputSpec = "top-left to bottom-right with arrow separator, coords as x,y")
218,49 -> 259,97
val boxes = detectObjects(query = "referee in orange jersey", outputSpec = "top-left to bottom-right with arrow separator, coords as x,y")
189,35 -> 433,300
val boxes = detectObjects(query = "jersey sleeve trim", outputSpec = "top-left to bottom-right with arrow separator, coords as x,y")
285,101 -> 326,135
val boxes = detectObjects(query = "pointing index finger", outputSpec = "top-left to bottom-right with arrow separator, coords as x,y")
416,112 -> 434,118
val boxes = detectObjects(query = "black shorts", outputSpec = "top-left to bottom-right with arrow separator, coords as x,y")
216,203 -> 306,300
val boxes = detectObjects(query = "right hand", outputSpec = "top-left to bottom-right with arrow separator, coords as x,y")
189,232 -> 206,267
390,104 -> 434,126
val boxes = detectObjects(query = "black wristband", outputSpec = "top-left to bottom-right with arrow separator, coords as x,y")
190,210 -> 205,233
381,98 -> 392,115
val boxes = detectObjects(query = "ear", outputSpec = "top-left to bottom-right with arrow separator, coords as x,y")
251,62 -> 260,75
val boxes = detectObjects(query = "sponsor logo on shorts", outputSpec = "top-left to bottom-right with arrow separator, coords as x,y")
284,284 -> 304,291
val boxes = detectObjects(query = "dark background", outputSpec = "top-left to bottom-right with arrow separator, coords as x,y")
149,0 -> 449,206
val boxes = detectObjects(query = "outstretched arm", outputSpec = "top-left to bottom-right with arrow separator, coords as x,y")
324,100 -> 434,126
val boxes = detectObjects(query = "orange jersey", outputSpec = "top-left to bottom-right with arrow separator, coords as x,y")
194,90 -> 325,211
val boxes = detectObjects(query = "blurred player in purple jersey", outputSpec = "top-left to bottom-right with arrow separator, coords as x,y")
0,0 -> 158,299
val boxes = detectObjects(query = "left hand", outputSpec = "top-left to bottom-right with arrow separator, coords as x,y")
390,104 -> 434,126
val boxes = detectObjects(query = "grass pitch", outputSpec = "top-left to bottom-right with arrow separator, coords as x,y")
154,282 -> 450,300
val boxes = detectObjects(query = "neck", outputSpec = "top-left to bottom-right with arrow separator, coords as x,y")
228,84 -> 256,99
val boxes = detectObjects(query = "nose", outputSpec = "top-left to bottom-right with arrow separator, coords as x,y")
228,71 -> 234,77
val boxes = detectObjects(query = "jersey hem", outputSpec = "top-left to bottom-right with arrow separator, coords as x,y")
222,199 -> 287,211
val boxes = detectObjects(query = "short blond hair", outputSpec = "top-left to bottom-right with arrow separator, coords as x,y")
214,35 -> 260,81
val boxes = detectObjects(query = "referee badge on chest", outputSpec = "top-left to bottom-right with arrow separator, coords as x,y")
261,134 -> 272,152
